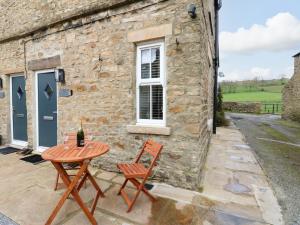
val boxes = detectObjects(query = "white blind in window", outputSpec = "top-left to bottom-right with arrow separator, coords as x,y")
137,42 -> 165,125
152,85 -> 163,119
141,47 -> 160,79
139,86 -> 150,119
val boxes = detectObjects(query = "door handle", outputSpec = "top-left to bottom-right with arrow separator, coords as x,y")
53,111 -> 57,114
16,114 -> 25,118
43,116 -> 54,121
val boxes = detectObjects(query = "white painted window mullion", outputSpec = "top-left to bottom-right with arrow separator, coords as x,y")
150,85 -> 152,120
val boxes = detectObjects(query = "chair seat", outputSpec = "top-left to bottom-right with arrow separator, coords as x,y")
117,163 -> 148,178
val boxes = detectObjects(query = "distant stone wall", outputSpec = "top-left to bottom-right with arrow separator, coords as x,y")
282,55 -> 300,122
223,102 -> 261,114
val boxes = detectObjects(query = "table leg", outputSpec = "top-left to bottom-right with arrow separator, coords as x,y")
45,161 -> 97,225
77,172 -> 88,191
86,170 -> 105,214
76,169 -> 105,215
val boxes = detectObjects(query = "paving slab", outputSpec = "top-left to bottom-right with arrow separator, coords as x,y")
97,184 -> 152,224
225,160 -> 263,175
0,185 -> 79,225
111,175 -> 136,188
0,212 -> 18,225
253,185 -> 284,225
202,210 -> 269,225
150,183 -> 199,204
202,127 -> 283,225
0,133 -> 284,225
63,210 -> 134,225
96,170 -> 118,181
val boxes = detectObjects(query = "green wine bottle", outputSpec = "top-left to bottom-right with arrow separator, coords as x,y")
77,120 -> 85,147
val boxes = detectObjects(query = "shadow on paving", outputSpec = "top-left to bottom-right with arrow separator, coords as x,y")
148,197 -> 268,225
228,113 -> 300,225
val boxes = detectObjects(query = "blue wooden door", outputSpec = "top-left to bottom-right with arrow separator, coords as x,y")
12,76 -> 28,142
38,72 -> 57,147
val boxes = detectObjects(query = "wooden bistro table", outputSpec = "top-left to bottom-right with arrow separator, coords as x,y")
42,141 -> 109,225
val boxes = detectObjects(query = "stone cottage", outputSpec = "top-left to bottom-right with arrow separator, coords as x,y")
0,0 -> 221,189
282,52 -> 300,122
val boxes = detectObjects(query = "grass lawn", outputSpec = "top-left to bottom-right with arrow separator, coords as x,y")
223,91 -> 282,103
262,85 -> 283,93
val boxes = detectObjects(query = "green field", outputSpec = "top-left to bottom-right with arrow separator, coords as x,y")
262,85 -> 283,93
222,84 -> 283,94
223,91 -> 282,102
221,79 -> 286,114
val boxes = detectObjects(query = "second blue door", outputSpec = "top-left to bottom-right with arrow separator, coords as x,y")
12,76 -> 28,142
38,72 -> 57,147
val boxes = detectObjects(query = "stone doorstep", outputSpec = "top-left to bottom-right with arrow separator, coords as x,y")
150,182 -> 200,204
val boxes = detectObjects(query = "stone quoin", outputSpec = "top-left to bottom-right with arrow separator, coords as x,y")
282,52 -> 300,122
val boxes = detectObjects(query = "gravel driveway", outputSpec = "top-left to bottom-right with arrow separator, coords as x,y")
228,113 -> 300,225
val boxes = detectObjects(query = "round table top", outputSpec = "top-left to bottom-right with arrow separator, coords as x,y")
42,141 -> 109,163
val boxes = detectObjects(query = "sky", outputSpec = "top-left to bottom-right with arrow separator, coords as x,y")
219,0 -> 300,81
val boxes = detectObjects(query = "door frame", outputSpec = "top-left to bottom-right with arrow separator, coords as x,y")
10,74 -> 28,147
35,69 -> 58,152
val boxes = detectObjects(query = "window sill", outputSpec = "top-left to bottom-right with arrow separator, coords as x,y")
126,125 -> 171,136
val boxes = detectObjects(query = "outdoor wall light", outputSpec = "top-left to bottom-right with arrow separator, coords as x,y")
0,77 -> 3,89
55,69 -> 65,83
188,4 -> 197,18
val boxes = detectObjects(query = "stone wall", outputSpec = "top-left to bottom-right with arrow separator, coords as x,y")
0,0 -> 143,42
0,40 -> 25,144
0,0 -> 216,189
282,54 -> 300,122
223,102 -> 261,114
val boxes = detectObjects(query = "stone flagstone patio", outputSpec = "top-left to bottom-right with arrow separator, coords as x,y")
0,126 -> 283,225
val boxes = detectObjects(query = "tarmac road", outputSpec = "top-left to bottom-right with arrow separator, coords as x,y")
228,113 -> 300,225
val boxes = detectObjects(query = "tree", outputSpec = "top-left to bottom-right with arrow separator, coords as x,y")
217,85 -> 223,112
216,85 -> 228,127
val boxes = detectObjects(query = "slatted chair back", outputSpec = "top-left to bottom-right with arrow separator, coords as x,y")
117,139 -> 164,212
135,140 -> 163,168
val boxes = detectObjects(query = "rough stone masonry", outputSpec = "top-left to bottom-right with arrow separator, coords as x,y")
0,0 -> 217,189
283,52 -> 300,122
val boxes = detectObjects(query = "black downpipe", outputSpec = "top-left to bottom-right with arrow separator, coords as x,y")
213,0 -> 222,134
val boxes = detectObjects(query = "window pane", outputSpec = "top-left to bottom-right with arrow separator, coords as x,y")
141,49 -> 150,79
151,48 -> 160,78
152,85 -> 163,120
139,85 -> 150,119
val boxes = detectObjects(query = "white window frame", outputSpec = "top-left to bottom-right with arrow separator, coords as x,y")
136,41 -> 166,126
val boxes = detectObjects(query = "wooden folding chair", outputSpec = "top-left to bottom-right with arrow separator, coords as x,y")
117,139 -> 163,212
54,132 -> 93,191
